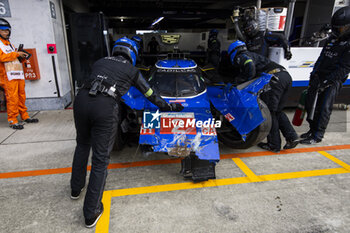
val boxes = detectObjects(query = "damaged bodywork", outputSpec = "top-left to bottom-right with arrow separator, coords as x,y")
120,56 -> 272,181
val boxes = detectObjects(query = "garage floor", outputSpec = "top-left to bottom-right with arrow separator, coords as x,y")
0,108 -> 349,233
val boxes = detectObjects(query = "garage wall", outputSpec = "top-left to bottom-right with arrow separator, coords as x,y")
2,0 -> 72,110
114,30 -> 232,53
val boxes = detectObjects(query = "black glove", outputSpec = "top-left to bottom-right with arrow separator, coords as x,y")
284,49 -> 292,60
169,103 -> 184,112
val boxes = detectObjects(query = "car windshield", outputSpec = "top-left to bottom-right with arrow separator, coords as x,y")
149,72 -> 206,97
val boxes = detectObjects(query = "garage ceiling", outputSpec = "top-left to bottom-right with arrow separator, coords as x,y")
84,0 -> 294,29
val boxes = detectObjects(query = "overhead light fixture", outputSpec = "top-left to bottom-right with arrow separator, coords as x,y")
121,18 -> 124,22
151,17 -> 164,26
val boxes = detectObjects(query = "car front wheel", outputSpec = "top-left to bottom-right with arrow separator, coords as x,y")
214,99 -> 271,149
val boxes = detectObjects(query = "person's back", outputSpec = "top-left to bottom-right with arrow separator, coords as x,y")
87,56 -> 139,96
71,37 -> 184,228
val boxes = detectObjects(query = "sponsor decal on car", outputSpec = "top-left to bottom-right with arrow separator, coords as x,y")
140,128 -> 155,135
169,99 -> 186,103
224,113 -> 235,122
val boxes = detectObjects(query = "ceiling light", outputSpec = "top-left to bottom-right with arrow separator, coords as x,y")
151,17 -> 164,26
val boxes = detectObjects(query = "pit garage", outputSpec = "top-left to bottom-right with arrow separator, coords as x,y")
0,0 -> 350,232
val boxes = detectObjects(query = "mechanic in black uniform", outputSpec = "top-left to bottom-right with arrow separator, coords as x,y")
207,29 -> 221,67
300,6 -> 350,144
70,37 -> 184,228
227,40 -> 298,152
243,19 -> 292,60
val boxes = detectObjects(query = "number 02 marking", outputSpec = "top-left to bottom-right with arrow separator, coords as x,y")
0,3 -> 6,15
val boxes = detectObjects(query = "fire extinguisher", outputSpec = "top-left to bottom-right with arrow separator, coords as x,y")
292,89 -> 307,126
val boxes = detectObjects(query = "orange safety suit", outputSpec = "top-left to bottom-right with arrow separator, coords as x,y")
0,37 -> 29,125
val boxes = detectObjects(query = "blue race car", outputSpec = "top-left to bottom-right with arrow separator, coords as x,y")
117,55 -> 272,181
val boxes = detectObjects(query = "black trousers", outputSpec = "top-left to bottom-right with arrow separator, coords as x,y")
305,78 -> 342,140
262,71 -> 298,150
71,89 -> 119,219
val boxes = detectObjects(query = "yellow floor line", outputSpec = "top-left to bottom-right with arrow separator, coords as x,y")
110,177 -> 251,198
232,158 -> 263,182
96,191 -> 112,233
95,167 -> 349,233
318,151 -> 350,171
259,168 -> 347,181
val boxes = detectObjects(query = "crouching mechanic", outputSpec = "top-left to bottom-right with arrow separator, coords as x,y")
70,37 -> 184,228
228,40 -> 298,152
0,18 -> 38,129
300,6 -> 350,144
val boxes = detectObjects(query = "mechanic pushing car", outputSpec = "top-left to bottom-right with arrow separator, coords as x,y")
70,37 -> 183,228
300,6 -> 350,145
242,19 -> 292,60
228,40 -> 298,152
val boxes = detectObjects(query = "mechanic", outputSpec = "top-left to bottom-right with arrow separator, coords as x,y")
207,29 -> 221,67
300,6 -> 350,145
228,40 -> 298,152
242,19 -> 292,60
147,36 -> 160,54
0,18 -> 38,130
70,37 -> 184,228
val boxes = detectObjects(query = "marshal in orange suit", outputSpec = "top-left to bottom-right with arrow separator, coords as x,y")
0,18 -> 38,129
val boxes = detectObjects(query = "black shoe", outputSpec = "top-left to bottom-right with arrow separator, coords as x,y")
283,140 -> 299,150
85,204 -> 104,228
9,123 -> 24,130
299,137 -> 322,145
70,187 -> 84,200
300,131 -> 312,139
257,142 -> 280,153
24,118 -> 39,123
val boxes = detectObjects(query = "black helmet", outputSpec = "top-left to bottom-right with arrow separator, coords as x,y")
112,37 -> 139,66
331,6 -> 350,38
243,19 -> 259,38
228,40 -> 247,64
0,18 -> 11,40
0,18 -> 11,30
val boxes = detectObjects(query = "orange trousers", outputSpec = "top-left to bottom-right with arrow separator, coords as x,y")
1,79 -> 29,124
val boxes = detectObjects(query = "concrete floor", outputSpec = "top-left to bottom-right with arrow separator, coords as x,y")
0,108 -> 349,233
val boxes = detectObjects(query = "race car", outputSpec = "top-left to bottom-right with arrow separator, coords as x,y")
117,54 -> 272,182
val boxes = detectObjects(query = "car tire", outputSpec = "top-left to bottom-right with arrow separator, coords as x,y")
216,99 -> 272,149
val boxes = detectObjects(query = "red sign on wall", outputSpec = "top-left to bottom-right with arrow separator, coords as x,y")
22,48 -> 40,80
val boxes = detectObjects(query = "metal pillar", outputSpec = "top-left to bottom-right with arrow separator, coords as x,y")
257,0 -> 262,9
285,0 -> 296,39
